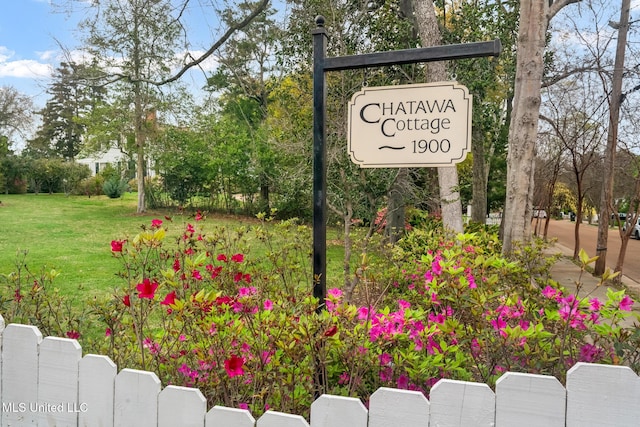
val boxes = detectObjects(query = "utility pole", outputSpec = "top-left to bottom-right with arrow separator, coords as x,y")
595,0 -> 631,276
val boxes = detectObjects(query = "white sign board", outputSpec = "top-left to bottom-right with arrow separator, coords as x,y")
348,81 -> 472,168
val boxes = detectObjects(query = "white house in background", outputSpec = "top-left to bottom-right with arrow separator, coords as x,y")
76,147 -> 156,177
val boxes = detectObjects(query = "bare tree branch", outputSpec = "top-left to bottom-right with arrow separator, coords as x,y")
548,0 -> 582,21
153,0 -> 270,86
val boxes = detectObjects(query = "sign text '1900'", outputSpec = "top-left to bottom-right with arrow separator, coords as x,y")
412,139 -> 451,154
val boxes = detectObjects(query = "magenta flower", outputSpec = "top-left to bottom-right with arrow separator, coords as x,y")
263,299 -> 273,311
379,353 -> 392,366
217,254 -> 228,262
398,299 -> 411,310
122,294 -> 131,307
231,253 -> 245,263
66,330 -> 80,339
357,306 -> 370,320
110,240 -> 124,252
397,374 -> 409,389
105,328 -> 112,337
151,218 -> 163,228
619,295 -> 634,311
589,298 -> 603,311
161,291 -> 177,306
224,355 -> 245,377
542,285 -> 558,299
136,278 -> 158,299
327,288 -> 343,299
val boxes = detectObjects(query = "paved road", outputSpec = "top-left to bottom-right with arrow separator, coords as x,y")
542,218 -> 640,284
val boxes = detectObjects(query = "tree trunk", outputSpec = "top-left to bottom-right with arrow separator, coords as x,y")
502,0 -> 548,254
594,0 -> 630,275
471,125 -> 487,223
386,168 -> 408,244
415,0 -> 464,235
502,0 -> 580,254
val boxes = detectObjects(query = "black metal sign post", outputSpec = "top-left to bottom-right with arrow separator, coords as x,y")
312,15 -> 501,311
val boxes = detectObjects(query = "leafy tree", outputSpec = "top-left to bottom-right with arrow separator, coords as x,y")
441,0 -> 518,223
156,127 -> 213,206
79,0 -> 183,213
502,0 -> 581,254
72,0 -> 269,214
0,86 -> 34,150
206,4 -> 283,212
28,62 -> 101,160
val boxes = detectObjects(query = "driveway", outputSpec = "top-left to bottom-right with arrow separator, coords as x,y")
541,218 -> 640,284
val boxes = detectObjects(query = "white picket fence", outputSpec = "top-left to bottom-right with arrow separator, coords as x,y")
1,315 -> 640,427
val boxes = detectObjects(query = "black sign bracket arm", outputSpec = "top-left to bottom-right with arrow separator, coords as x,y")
312,15 -> 501,310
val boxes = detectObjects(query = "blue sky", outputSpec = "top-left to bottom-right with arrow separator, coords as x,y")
0,0 -> 81,105
0,0 -> 225,110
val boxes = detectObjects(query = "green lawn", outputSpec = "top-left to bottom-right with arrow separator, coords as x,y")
0,193 -> 346,300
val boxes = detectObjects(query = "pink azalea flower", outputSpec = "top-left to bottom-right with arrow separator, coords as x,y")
105,328 -> 112,337
398,299 -> 411,310
195,211 -> 203,221
217,254 -> 228,262
620,295 -> 634,311
327,288 -> 343,299
338,372 -> 350,385
263,299 -> 273,311
136,278 -> 158,299
151,218 -> 163,228
231,253 -> 245,263
589,298 -> 603,311
467,273 -> 477,289
357,306 -> 370,320
224,355 -> 245,377
238,403 -> 249,410
161,291 -> 177,306
66,330 -> 80,339
192,270 -> 202,280
110,240 -> 124,252
541,285 -> 557,299
379,353 -> 392,366
122,294 -> 131,307
397,374 -> 409,389
324,325 -> 338,337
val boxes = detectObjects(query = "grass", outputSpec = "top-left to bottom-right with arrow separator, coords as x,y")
0,193 -> 347,302
0,193 -> 243,298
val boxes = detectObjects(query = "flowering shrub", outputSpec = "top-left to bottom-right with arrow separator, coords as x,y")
2,214 -> 640,419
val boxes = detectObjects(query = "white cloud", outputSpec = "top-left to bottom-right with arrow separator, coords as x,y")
0,59 -> 52,78
0,46 -> 53,78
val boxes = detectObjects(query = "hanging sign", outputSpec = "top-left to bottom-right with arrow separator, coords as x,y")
348,81 -> 472,168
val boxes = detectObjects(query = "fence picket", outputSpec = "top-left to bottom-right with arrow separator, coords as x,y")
2,318 -> 640,426
495,372 -> 565,427
158,385 -> 207,427
1,323 -> 43,426
206,406 -> 256,427
0,314 -> 4,425
566,362 -> 640,427
368,387 -> 429,427
114,368 -> 161,427
257,410 -> 310,427
430,379 -> 494,426
37,337 -> 83,426
78,354 -> 117,427
310,394 -> 367,427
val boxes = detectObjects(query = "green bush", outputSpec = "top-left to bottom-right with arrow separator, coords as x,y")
2,217 -> 639,419
102,177 -> 128,199
76,175 -> 105,197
